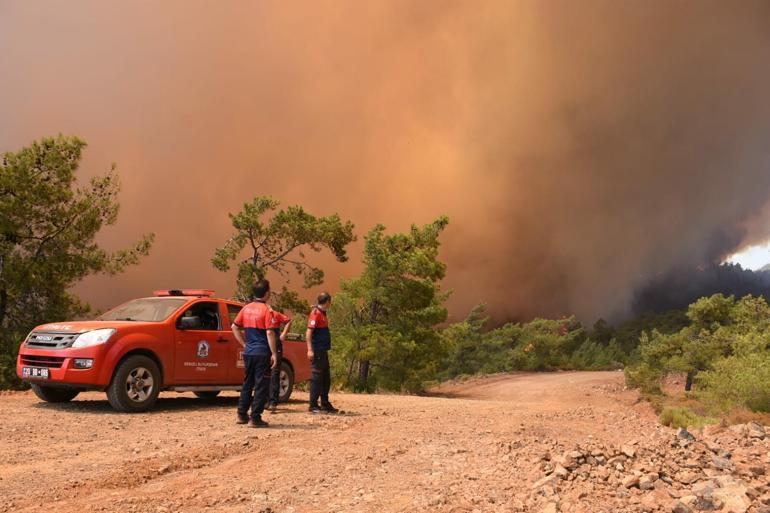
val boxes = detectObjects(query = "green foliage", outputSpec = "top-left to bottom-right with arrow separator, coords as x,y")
513,318 -> 586,371
592,310 -> 689,355
438,304 -> 494,377
660,407 -> 715,429
624,361 -> 663,394
626,293 -> 770,413
569,339 -> 625,370
698,353 -> 770,413
0,136 -> 154,389
211,196 -> 355,313
329,217 -> 450,392
438,305 -> 628,381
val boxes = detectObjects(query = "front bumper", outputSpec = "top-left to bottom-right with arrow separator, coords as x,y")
17,346 -> 108,389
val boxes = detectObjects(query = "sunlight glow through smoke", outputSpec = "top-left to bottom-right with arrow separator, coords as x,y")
726,243 -> 770,271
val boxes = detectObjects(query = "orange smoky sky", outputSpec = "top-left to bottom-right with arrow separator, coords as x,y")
2,1 -> 770,322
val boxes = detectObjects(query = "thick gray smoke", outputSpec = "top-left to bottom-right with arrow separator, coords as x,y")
2,1 -> 770,321
441,1 -> 770,320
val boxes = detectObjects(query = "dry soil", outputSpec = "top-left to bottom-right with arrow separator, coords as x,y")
0,371 -> 766,513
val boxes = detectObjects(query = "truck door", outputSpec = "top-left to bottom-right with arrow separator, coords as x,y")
173,301 -> 229,383
225,303 -> 247,383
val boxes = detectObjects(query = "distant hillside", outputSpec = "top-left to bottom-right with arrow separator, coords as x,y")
631,263 -> 770,314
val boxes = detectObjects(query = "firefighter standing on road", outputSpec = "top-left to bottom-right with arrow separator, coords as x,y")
231,279 -> 278,428
266,310 -> 291,413
306,292 -> 338,413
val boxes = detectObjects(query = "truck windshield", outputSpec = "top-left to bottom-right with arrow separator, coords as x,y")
98,298 -> 188,322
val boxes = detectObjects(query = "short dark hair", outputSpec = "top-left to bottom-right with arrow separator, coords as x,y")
252,279 -> 270,299
317,291 -> 332,305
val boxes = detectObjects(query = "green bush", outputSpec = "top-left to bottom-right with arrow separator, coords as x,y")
698,352 -> 770,412
625,294 -> 770,415
0,355 -> 23,390
659,407 -> 715,428
0,334 -> 25,390
624,363 -> 663,394
570,339 -> 625,370
437,308 -> 637,383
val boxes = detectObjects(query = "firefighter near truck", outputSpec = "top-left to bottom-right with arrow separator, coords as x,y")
16,289 -> 311,412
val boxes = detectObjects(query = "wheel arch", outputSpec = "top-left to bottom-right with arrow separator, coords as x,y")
112,348 -> 165,387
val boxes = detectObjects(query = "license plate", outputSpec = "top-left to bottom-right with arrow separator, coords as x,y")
22,367 -> 49,379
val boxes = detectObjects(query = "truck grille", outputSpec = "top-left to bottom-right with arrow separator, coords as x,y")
26,332 -> 79,349
20,355 -> 65,368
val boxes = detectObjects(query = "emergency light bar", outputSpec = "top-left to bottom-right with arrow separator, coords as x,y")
153,289 -> 215,297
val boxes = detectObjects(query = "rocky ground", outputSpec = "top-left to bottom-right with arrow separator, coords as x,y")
0,371 -> 767,513
528,418 -> 768,513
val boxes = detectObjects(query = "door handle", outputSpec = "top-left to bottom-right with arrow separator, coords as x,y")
216,337 -> 229,344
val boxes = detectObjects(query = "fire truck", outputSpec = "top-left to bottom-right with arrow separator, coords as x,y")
16,290 -> 311,412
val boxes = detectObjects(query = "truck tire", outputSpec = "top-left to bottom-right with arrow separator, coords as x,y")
278,361 -> 294,403
107,355 -> 161,413
30,384 -> 79,403
193,391 -> 220,399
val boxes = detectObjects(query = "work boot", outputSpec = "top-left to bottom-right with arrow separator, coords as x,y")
236,413 -> 249,425
249,417 -> 269,428
321,402 -> 339,414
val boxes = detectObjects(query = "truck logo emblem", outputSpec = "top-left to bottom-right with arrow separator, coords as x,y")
197,340 -> 210,358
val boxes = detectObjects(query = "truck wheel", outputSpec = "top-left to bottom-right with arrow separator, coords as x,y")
107,355 -> 161,413
193,391 -> 220,399
278,361 -> 294,403
30,384 -> 79,403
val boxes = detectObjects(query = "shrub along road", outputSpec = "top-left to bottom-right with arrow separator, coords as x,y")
0,372 -> 767,513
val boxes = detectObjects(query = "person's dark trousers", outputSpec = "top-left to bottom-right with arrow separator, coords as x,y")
269,349 -> 283,404
238,354 -> 271,420
309,350 -> 331,406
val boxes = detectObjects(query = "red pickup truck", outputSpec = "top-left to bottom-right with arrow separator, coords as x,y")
16,289 -> 311,412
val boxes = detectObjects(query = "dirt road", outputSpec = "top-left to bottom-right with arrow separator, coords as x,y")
0,372 -> 765,513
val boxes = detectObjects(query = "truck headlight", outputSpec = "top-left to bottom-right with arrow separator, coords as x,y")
72,329 -> 116,348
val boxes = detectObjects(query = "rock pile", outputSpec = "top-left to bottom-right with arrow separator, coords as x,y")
531,422 -> 770,513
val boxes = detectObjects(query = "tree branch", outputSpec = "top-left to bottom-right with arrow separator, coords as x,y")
282,257 -> 315,273
32,210 -> 83,260
263,242 -> 301,268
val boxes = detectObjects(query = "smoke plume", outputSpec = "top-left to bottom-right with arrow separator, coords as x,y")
2,1 -> 770,321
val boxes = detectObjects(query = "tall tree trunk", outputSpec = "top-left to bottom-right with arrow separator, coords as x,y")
0,254 -> 6,328
0,286 -> 6,329
356,299 -> 378,391
346,357 -> 355,384
358,360 -> 370,391
684,371 -> 694,392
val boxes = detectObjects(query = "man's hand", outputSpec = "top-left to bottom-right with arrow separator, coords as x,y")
306,327 -> 314,362
231,323 -> 246,347
267,330 -> 277,367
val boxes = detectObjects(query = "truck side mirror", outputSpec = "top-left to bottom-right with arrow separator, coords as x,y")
178,316 -> 202,330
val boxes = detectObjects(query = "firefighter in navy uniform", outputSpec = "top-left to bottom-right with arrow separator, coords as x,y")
266,310 -> 291,413
306,292 -> 338,413
231,279 -> 278,427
